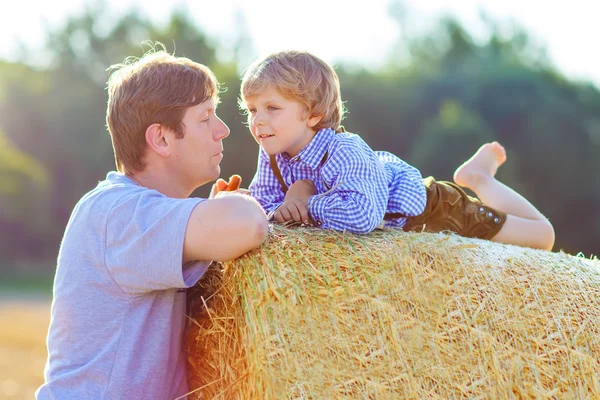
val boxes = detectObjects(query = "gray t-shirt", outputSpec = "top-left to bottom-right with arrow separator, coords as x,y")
36,172 -> 210,400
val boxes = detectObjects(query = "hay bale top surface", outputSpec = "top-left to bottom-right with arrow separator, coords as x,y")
186,227 -> 600,399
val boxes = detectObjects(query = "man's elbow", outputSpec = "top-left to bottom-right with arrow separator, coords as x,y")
247,209 -> 269,248
214,212 -> 268,262
236,200 -> 269,249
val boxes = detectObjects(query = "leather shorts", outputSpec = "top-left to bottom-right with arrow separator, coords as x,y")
402,177 -> 507,240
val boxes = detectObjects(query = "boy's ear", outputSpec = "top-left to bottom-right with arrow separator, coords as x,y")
145,123 -> 170,158
307,115 -> 323,128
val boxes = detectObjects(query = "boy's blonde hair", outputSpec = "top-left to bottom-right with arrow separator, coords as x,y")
106,44 -> 219,174
240,50 -> 345,131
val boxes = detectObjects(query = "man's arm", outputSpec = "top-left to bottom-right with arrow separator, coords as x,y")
183,194 -> 269,263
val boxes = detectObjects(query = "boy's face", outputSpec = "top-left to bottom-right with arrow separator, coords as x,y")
243,86 -> 321,157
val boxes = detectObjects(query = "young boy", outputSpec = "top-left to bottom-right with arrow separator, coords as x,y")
239,50 -> 555,251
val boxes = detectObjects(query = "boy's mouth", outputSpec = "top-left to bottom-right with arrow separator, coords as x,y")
258,134 -> 274,139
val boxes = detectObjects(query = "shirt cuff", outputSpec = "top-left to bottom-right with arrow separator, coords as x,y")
307,195 -> 327,227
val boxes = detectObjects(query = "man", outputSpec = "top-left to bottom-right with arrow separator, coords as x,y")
36,47 -> 269,399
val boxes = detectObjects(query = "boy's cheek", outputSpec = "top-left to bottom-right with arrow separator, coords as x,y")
249,130 -> 260,143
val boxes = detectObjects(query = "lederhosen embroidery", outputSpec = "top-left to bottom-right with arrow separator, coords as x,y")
268,126 -> 407,223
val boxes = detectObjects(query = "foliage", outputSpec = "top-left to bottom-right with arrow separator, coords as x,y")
0,6 -> 598,269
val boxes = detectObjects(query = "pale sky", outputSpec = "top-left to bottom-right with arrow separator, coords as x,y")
1,0 -> 599,88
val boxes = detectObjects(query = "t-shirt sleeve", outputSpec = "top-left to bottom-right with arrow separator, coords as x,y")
104,190 -> 210,296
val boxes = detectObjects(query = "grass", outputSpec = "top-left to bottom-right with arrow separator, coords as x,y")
0,264 -> 53,399
0,298 -> 50,399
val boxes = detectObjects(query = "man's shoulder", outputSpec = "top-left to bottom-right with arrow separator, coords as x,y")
57,178 -> 150,265
76,177 -> 147,214
79,173 -> 204,221
69,175 -> 181,234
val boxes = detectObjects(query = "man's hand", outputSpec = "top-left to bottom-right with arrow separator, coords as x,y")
210,174 -> 250,198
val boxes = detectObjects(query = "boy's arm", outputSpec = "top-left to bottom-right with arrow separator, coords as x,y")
383,155 -> 427,217
307,145 -> 390,234
183,194 -> 269,263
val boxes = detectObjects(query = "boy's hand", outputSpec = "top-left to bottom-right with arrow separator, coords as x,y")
286,179 -> 316,203
210,174 -> 249,199
271,180 -> 316,224
273,198 -> 311,224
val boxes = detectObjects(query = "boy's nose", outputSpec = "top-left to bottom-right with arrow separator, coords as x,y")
253,113 -> 266,127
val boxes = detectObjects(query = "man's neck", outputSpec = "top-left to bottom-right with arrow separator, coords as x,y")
127,169 -> 192,199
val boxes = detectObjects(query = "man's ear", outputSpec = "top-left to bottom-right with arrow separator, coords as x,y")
145,123 -> 170,158
307,115 -> 323,129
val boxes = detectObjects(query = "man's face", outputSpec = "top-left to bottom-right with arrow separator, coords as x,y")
243,86 -> 318,157
170,98 -> 230,190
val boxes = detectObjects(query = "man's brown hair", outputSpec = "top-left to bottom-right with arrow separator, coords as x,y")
106,43 -> 220,173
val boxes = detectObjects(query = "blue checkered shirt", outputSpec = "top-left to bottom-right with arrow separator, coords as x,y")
249,128 -> 427,234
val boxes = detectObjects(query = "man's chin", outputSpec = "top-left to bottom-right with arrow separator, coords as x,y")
193,172 -> 219,191
204,168 -> 221,186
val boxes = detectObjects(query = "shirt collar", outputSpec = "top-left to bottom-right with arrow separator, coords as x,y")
289,128 -> 335,170
106,171 -> 134,185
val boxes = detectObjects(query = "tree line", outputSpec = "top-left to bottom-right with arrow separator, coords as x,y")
1,5 -> 598,273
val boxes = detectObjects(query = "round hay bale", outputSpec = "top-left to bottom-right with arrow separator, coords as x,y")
184,226 -> 600,399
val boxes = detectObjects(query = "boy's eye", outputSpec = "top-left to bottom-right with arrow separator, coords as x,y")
247,108 -> 256,114
268,106 -> 278,111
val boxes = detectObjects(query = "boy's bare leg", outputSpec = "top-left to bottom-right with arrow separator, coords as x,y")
453,142 -> 555,250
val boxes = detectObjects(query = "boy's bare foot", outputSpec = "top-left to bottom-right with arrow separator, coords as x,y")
453,142 -> 507,190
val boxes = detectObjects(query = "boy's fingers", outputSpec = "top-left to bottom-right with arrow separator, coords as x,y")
274,210 -> 286,223
298,203 -> 310,224
288,203 -> 302,222
278,206 -> 292,222
226,174 -> 242,191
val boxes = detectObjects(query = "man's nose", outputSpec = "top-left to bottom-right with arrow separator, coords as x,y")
215,117 -> 230,139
